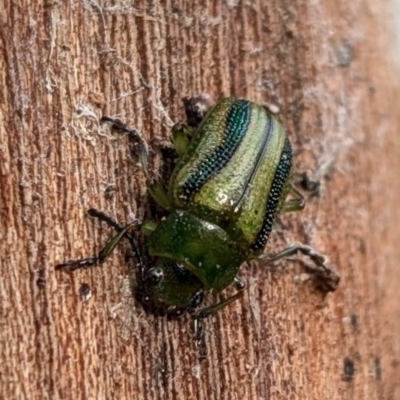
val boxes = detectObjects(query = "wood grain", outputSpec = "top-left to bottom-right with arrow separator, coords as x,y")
1,1 -> 400,399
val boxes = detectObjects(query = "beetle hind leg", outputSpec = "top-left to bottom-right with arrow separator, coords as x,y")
265,242 -> 340,292
170,94 -> 214,159
281,183 -> 306,213
182,94 -> 213,128
101,116 -> 150,178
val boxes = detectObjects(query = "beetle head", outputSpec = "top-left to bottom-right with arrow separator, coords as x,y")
135,261 -> 204,317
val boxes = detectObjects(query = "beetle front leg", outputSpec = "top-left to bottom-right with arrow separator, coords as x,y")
192,276 -> 246,319
191,276 -> 246,356
265,242 -> 340,292
56,209 -> 142,272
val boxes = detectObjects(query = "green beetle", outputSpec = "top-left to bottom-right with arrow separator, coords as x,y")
57,97 -> 339,344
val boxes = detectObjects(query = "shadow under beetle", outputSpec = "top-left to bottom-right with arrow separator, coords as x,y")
56,96 -> 340,353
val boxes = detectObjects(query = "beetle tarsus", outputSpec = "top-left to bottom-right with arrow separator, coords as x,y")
182,94 -> 213,128
193,319 -> 208,357
100,116 -> 149,177
55,257 -> 97,272
234,275 -> 246,290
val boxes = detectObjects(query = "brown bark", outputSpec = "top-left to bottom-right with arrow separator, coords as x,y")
1,1 -> 400,399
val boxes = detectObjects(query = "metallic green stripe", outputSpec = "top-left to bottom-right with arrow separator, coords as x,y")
233,112 -> 273,211
250,138 -> 293,251
180,100 -> 250,200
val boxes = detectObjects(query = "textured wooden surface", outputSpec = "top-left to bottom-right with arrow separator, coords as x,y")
1,1 -> 400,399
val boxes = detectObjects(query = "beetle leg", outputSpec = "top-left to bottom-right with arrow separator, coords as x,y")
191,291 -> 244,322
265,242 -> 340,292
56,208 -> 143,273
101,117 -> 175,212
171,123 -> 195,157
191,278 -> 246,320
171,95 -> 213,158
193,319 -> 208,357
281,184 -> 305,213
147,182 -> 173,211
86,210 -> 144,272
233,275 -> 246,290
190,277 -> 245,355
182,94 -> 213,128
101,116 -> 150,179
140,220 -> 158,236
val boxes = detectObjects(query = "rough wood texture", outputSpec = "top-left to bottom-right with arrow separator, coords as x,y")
1,1 -> 399,399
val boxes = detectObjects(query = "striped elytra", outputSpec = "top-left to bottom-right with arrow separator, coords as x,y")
168,97 -> 293,256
